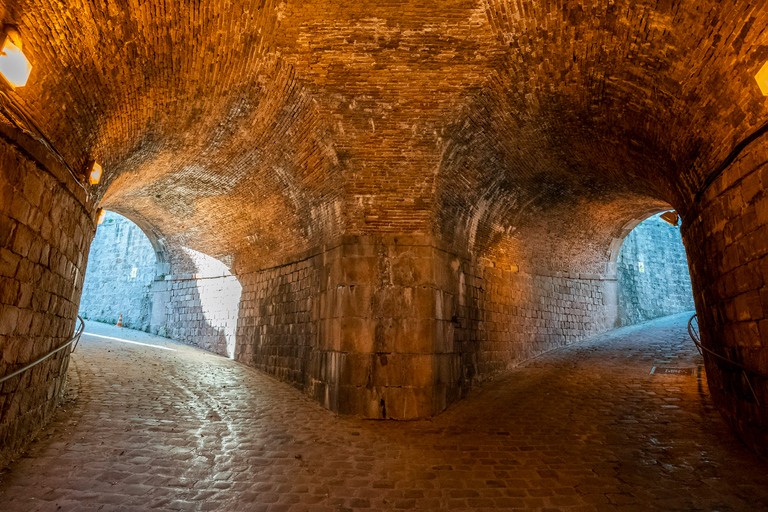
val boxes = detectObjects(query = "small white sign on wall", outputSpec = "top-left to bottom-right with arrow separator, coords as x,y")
638,262 -> 645,273
130,267 -> 138,279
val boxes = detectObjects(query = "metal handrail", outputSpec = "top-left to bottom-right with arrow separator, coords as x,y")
688,314 -> 767,405
0,315 -> 85,385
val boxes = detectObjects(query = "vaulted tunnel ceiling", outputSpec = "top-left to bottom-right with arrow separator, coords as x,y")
3,0 -> 767,271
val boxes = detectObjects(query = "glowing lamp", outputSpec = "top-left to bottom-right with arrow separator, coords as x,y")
89,162 -> 103,185
660,211 -> 679,226
96,208 -> 106,224
756,61 -> 768,96
0,29 -> 31,88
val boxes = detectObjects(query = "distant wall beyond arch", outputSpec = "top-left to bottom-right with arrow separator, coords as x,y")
616,213 -> 695,326
79,212 -> 157,331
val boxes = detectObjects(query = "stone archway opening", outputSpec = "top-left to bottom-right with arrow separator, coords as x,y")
608,211 -> 696,328
78,209 -> 243,359
79,211 -> 159,332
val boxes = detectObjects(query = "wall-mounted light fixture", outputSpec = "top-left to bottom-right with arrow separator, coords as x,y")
757,62 -> 768,96
0,26 -> 31,88
660,211 -> 679,226
96,208 -> 106,224
88,161 -> 103,185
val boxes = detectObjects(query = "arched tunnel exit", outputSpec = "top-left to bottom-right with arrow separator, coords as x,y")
79,211 -> 243,359
612,212 -> 695,328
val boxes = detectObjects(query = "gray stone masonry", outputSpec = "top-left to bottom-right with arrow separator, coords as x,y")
617,213 -> 695,326
78,212 -> 156,331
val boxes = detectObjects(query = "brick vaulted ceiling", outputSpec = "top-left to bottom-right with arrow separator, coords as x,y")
3,1 -> 768,271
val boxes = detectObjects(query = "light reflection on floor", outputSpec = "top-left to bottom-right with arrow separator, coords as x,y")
82,332 -> 177,351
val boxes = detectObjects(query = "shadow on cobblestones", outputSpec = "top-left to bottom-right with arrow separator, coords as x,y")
0,312 -> 766,511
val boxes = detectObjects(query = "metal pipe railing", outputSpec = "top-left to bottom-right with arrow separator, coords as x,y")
688,314 -> 767,405
0,315 -> 85,385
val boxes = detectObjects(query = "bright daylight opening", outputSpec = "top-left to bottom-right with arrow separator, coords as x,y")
79,211 -> 242,359
615,212 -> 695,327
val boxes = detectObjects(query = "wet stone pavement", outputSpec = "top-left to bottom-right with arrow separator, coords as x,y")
1,312 -> 767,511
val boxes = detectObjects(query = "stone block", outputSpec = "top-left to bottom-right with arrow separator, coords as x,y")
339,317 -> 374,353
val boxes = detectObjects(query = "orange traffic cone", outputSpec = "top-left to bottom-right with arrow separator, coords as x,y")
117,314 -> 123,327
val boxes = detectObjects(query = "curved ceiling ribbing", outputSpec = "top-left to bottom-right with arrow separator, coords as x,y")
435,0 -> 768,263
4,0 -> 768,270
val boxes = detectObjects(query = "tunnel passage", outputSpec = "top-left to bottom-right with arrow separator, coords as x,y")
79,212 -> 158,331
2,0 -> 768,462
615,213 -> 695,327
78,211 -> 243,357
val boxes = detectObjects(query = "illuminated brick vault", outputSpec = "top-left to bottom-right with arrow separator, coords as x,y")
1,0 -> 768,465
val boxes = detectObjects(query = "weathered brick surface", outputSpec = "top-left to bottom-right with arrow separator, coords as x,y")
0,134 -> 95,467
426,245 -> 617,411
682,142 -> 768,458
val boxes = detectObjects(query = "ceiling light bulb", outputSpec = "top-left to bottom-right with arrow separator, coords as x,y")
0,31 -> 31,88
89,162 -> 103,185
756,61 -> 768,96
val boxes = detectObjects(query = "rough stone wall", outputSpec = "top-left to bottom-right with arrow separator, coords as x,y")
236,252 -> 332,409
89,232 -> 622,419
78,212 -> 156,331
617,214 -> 695,326
682,142 -> 768,459
153,274 -> 240,352
0,131 -> 95,467
431,247 -> 617,410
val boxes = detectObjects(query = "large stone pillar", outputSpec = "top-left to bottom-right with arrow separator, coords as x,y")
0,127 -> 96,466
681,144 -> 768,458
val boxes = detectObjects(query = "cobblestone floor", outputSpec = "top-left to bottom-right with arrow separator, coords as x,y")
1,312 -> 767,511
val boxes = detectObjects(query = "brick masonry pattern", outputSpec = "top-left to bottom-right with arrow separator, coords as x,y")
2,0 -> 768,458
0,134 -> 96,467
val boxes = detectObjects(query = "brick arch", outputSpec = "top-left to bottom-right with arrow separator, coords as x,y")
100,208 -> 172,278
605,207 -> 675,277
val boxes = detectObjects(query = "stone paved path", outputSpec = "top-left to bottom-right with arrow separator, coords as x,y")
1,312 -> 767,511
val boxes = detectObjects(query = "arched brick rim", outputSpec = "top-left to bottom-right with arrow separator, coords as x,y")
605,207 -> 675,278
101,208 -> 171,278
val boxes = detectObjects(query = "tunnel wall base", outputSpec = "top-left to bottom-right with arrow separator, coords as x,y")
0,131 -> 95,467
153,235 -> 619,419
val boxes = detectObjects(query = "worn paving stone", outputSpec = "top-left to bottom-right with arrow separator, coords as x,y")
0,313 -> 766,511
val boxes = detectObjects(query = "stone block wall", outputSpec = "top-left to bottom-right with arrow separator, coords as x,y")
617,213 -> 695,326
682,143 -> 768,459
78,212 -> 156,331
0,130 -> 95,467
151,245 -> 337,411
431,246 -> 618,410
333,237 -> 445,419
83,233 -> 623,419
236,251 -> 332,410
155,274 -> 241,355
